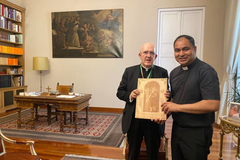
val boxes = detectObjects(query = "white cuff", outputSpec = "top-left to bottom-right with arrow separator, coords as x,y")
129,95 -> 133,103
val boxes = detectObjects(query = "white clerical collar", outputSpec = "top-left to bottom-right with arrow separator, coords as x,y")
182,66 -> 188,70
141,65 -> 152,71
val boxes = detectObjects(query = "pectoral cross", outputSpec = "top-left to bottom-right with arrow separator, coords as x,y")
46,86 -> 51,96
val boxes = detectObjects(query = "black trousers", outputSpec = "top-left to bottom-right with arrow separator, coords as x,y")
171,122 -> 213,160
127,118 -> 161,160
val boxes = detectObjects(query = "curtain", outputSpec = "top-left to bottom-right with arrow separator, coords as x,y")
216,0 -> 240,124
237,64 -> 240,87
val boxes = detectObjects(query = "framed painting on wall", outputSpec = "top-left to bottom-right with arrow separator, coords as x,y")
51,9 -> 123,58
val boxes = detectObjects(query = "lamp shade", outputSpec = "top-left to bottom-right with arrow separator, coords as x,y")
33,57 -> 49,70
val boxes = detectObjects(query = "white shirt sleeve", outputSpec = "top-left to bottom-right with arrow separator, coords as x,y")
129,94 -> 134,103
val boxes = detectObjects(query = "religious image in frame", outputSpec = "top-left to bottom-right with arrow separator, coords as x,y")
228,102 -> 240,122
51,9 -> 123,58
135,78 -> 167,120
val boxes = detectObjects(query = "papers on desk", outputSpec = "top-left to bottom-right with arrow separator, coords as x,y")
19,92 -> 41,96
56,95 -> 76,98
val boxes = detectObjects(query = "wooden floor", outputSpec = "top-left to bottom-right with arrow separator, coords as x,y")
0,109 -> 238,160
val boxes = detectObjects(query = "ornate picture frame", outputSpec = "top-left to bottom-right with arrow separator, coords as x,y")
135,78 -> 167,120
228,102 -> 240,122
51,9 -> 123,58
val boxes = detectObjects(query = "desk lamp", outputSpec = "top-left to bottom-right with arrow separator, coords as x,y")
33,57 -> 49,92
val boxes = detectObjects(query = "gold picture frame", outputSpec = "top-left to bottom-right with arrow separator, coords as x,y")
228,102 -> 240,122
51,9 -> 123,58
135,78 -> 167,120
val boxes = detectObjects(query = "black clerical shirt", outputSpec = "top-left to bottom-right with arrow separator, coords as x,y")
170,58 -> 220,127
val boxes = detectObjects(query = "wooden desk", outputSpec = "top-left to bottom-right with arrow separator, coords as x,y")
14,93 -> 92,132
219,116 -> 240,160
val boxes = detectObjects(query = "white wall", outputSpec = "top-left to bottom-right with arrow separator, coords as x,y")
7,0 -> 15,3
14,0 -> 226,109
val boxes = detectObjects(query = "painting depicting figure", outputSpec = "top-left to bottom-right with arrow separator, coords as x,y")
51,9 -> 123,58
228,102 -> 240,122
143,81 -> 160,112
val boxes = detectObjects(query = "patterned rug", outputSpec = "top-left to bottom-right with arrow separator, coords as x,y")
61,154 -> 119,160
0,109 -> 124,147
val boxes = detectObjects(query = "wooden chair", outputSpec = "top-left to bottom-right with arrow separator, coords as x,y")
123,134 -> 169,160
34,83 -> 74,125
56,82 -> 74,95
48,82 -> 74,124
0,129 -> 40,160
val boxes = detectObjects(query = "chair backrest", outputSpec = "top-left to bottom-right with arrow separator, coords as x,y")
56,82 -> 74,95
0,131 -> 6,156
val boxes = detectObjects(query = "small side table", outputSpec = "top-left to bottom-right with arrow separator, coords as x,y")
219,116 -> 240,160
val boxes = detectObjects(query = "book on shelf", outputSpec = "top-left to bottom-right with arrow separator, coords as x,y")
14,58 -> 18,65
7,58 -> 11,65
9,34 -> 15,42
0,57 -> 8,65
8,7 -> 11,18
13,76 -> 23,87
6,68 -> 12,74
16,11 -> 21,22
12,8 -> 15,20
0,16 -> 3,28
18,68 -> 23,74
15,34 -> 22,43
0,32 -> 7,41
5,6 -> 8,17
11,77 -> 15,87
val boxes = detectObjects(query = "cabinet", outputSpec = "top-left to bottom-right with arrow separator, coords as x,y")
0,0 -> 26,113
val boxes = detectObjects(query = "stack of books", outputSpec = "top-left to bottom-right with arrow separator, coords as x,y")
6,68 -> 23,74
0,16 -> 22,32
0,32 -> 23,44
0,45 -> 23,54
0,58 -> 18,65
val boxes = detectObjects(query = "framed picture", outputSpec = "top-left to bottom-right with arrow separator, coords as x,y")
135,78 -> 167,120
51,9 -> 123,58
228,102 -> 240,122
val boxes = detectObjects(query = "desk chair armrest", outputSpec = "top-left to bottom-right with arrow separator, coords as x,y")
163,134 -> 169,160
122,134 -> 127,160
0,129 -> 37,155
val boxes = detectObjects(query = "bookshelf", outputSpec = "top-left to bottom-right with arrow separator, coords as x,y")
0,0 -> 26,113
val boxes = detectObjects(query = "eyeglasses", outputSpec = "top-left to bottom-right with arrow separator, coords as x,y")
142,51 -> 155,56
